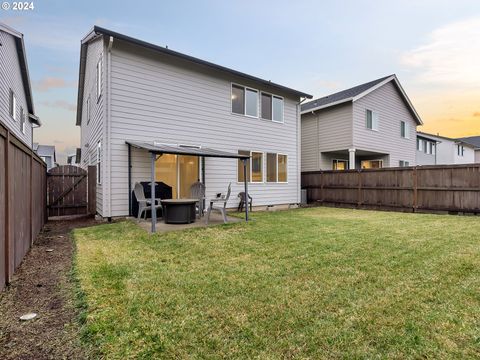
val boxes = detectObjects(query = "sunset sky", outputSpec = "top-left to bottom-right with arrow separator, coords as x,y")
1,0 -> 479,163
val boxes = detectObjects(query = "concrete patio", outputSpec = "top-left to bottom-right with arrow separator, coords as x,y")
135,212 -> 243,233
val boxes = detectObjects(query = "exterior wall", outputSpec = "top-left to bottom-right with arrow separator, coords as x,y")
352,81 -> 417,167
103,40 -> 301,217
0,29 -> 33,147
301,103 -> 353,171
416,149 -> 436,165
453,144 -> 475,164
433,138 -> 475,165
475,150 -> 480,163
79,37 -> 106,215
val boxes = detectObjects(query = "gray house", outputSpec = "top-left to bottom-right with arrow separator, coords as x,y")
0,23 -> 40,147
301,75 -> 422,170
76,26 -> 312,218
458,136 -> 480,163
416,132 -> 476,165
33,143 -> 56,170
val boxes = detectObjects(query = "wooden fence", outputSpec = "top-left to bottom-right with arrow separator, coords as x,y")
302,164 -> 480,213
0,122 -> 47,291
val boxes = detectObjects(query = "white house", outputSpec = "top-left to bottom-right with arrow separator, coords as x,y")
301,75 -> 422,171
416,132 -> 476,165
458,136 -> 480,163
0,22 -> 40,147
33,143 -> 56,170
75,26 -> 312,219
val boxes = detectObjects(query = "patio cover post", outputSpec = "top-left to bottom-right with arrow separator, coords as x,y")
151,152 -> 157,233
243,158 -> 249,222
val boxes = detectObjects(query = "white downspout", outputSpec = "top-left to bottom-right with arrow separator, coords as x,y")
107,36 -> 113,218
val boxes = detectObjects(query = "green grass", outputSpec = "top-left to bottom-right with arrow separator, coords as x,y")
73,207 -> 480,359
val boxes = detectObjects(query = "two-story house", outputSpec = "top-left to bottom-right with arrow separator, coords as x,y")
33,143 -> 57,170
416,132 -> 475,165
301,75 -> 422,170
458,136 -> 480,163
75,26 -> 312,218
0,22 -> 40,147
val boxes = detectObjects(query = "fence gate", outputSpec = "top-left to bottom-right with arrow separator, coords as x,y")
47,165 -> 96,217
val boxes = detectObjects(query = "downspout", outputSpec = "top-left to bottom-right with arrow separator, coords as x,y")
297,97 -> 308,204
106,36 -> 113,217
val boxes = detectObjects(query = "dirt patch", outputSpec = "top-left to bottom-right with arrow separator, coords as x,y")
0,216 -> 99,360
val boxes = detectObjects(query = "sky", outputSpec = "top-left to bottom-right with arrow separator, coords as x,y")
1,0 -> 479,163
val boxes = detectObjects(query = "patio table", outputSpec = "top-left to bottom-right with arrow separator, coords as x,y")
161,199 -> 197,224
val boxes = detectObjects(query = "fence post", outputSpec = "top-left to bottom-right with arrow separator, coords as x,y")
320,171 -> 324,203
357,169 -> 362,207
413,166 -> 418,212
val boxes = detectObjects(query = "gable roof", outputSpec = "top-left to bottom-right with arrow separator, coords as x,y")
76,26 -> 312,126
301,74 -> 423,125
458,136 -> 480,149
0,23 -> 40,126
417,132 -> 476,148
33,143 -> 56,161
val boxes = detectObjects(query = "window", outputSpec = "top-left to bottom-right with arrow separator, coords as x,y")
417,138 -> 422,151
272,96 -> 284,123
245,88 -> 258,117
430,142 -> 436,155
86,97 -> 91,124
96,141 -> 101,184
251,152 -> 263,182
457,144 -> 464,157
400,121 -> 409,139
96,57 -> 102,100
333,159 -> 348,170
237,150 -> 251,182
231,84 -> 258,117
399,160 -> 410,167
9,89 -> 16,120
266,153 -> 277,182
361,160 -> 383,169
19,107 -> 25,133
423,140 -> 427,153
278,154 -> 287,182
261,93 -> 272,120
261,92 -> 284,123
366,109 -> 378,131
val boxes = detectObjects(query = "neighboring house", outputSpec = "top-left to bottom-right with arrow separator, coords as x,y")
33,143 -> 56,170
76,26 -> 312,218
458,136 -> 480,163
0,22 -> 41,147
416,132 -> 476,165
301,75 -> 422,171
67,153 -> 77,165
416,132 -> 440,165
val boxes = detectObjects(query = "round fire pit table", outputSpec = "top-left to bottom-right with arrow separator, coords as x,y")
161,199 -> 197,224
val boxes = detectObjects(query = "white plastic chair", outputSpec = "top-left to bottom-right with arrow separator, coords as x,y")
206,183 -> 231,224
134,183 -> 162,220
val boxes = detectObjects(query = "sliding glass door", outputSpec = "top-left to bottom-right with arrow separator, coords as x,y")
155,155 -> 200,199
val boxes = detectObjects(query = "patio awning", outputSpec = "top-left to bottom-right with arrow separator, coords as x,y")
126,141 -> 250,159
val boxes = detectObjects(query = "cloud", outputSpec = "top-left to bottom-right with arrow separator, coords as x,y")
40,100 -> 76,112
317,80 -> 342,91
473,112 -> 480,117
401,17 -> 480,87
34,77 -> 75,92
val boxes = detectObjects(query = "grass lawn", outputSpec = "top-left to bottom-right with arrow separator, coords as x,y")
73,207 -> 480,359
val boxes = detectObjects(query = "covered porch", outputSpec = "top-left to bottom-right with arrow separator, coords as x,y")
321,149 -> 389,170
126,141 -> 251,233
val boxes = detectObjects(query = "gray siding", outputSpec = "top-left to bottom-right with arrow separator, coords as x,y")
475,150 -> 480,163
301,103 -> 353,171
102,40 -> 301,217
416,150 -> 436,165
0,29 -> 33,147
352,81 -> 417,167
79,37 -> 106,215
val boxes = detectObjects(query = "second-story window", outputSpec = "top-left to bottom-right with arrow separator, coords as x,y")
261,93 -> 284,123
231,84 -> 258,117
366,109 -> 378,131
20,107 -> 26,133
9,89 -> 16,120
457,144 -> 464,156
400,121 -> 410,139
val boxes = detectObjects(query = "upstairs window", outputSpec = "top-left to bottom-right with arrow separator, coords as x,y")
417,138 -> 422,151
400,121 -> 409,139
96,57 -> 102,100
366,109 -> 378,131
457,144 -> 464,157
231,84 -> 258,117
9,89 -> 16,120
261,93 -> 284,123
430,142 -> 436,155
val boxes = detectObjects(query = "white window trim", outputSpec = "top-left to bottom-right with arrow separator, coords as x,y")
260,91 -> 285,124
277,153 -> 288,183
11,91 -> 17,121
250,151 -> 264,183
86,96 -> 91,124
365,109 -> 379,131
399,160 -> 410,167
20,108 -> 26,134
400,121 -> 410,139
231,83 -> 259,119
